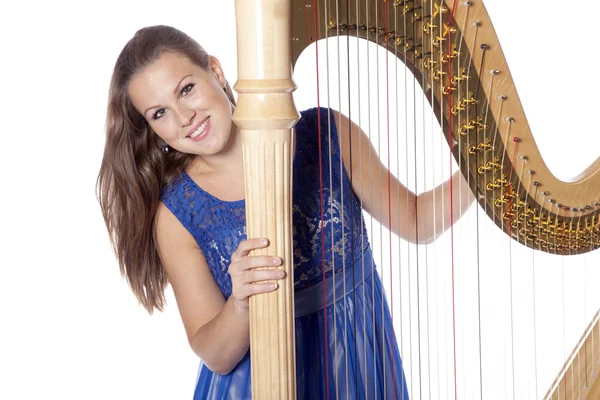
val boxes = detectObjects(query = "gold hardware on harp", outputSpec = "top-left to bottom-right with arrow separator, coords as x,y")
432,3 -> 448,18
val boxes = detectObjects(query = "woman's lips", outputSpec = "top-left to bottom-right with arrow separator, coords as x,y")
187,117 -> 210,142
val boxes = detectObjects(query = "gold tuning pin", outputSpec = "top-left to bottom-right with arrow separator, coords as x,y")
443,83 -> 456,95
478,164 -> 493,175
477,137 -> 494,152
433,69 -> 447,81
490,156 -> 502,170
423,22 -> 437,34
432,35 -> 446,48
433,3 -> 448,18
441,45 -> 460,64
486,174 -> 508,191
423,57 -> 437,69
461,91 -> 477,105
442,23 -> 457,37
450,69 -> 469,84
451,103 -> 466,116
460,121 -> 475,136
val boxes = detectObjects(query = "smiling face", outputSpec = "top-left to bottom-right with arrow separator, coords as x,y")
128,51 -> 234,156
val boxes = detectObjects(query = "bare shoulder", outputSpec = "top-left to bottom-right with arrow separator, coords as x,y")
328,108 -> 367,174
155,202 -> 226,343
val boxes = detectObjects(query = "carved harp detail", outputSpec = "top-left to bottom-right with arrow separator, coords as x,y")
233,0 -> 600,398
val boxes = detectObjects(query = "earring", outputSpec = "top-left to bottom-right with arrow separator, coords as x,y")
162,143 -> 169,154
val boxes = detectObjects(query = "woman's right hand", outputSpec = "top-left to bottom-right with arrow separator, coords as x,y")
228,238 -> 286,312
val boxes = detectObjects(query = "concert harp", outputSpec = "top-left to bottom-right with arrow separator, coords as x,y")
232,0 -> 600,398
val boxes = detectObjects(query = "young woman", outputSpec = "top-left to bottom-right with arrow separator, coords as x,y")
97,24 -> 473,399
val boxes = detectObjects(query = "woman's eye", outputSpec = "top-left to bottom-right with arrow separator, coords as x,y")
180,83 -> 195,97
152,108 -> 166,120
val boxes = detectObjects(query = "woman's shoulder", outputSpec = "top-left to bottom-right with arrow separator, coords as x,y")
159,171 -> 210,227
160,171 -> 187,204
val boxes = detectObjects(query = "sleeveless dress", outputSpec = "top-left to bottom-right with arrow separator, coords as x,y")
161,107 -> 410,399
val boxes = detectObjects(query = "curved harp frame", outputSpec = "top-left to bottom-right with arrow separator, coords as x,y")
290,0 -> 600,255
232,0 -> 600,398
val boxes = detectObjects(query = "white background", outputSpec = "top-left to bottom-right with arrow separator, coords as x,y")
1,1 -> 599,399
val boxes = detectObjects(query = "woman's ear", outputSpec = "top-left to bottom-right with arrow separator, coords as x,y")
208,55 -> 227,87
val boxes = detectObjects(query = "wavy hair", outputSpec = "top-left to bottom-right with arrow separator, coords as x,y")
96,25 -> 236,314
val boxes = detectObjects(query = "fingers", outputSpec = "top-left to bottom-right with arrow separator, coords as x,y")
229,237 -> 287,309
235,269 -> 285,295
231,238 -> 269,262
238,268 -> 285,285
236,281 -> 279,300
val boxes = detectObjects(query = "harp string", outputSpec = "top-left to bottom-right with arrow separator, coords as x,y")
322,1 -> 338,397
365,0 -> 379,396
460,6 -> 485,398
416,1 -> 425,397
342,0 -> 351,394
427,1 -> 440,397
376,0 -> 387,395
446,2 -> 459,399
398,0 -> 409,398
468,24 -> 488,395
509,127 -> 521,397
308,1 -> 332,398
410,1 -> 418,395
353,0 -> 371,396
457,3 -> 481,397
422,2 -> 432,398
527,164 -> 540,400
383,1 -> 398,396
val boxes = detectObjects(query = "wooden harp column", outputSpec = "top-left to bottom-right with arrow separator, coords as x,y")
233,0 -> 299,398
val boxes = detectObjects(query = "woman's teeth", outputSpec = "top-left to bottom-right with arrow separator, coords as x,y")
190,118 -> 209,138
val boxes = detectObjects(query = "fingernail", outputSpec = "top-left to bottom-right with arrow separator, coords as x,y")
277,270 -> 285,278
260,239 -> 268,246
269,283 -> 278,290
272,257 -> 282,265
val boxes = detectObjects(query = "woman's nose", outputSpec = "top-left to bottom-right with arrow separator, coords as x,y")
176,106 -> 196,127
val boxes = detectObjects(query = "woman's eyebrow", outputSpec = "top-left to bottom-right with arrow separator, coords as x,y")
144,74 -> 193,116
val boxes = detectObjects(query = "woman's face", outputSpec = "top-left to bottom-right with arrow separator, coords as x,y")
128,51 -> 233,156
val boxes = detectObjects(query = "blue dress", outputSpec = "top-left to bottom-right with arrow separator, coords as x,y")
161,107 -> 410,399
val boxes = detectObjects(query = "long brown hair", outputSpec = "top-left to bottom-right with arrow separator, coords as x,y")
96,25 -> 236,314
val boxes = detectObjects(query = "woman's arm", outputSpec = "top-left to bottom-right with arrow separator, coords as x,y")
333,110 -> 475,244
155,203 -> 282,375
155,203 -> 249,374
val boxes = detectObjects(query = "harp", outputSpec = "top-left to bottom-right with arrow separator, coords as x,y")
232,0 -> 600,398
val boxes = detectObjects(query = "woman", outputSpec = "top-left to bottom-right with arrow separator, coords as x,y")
97,24 -> 472,399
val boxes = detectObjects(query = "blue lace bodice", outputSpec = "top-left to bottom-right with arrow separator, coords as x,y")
160,107 -> 370,298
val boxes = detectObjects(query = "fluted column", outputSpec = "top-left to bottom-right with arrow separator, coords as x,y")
233,0 -> 299,398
